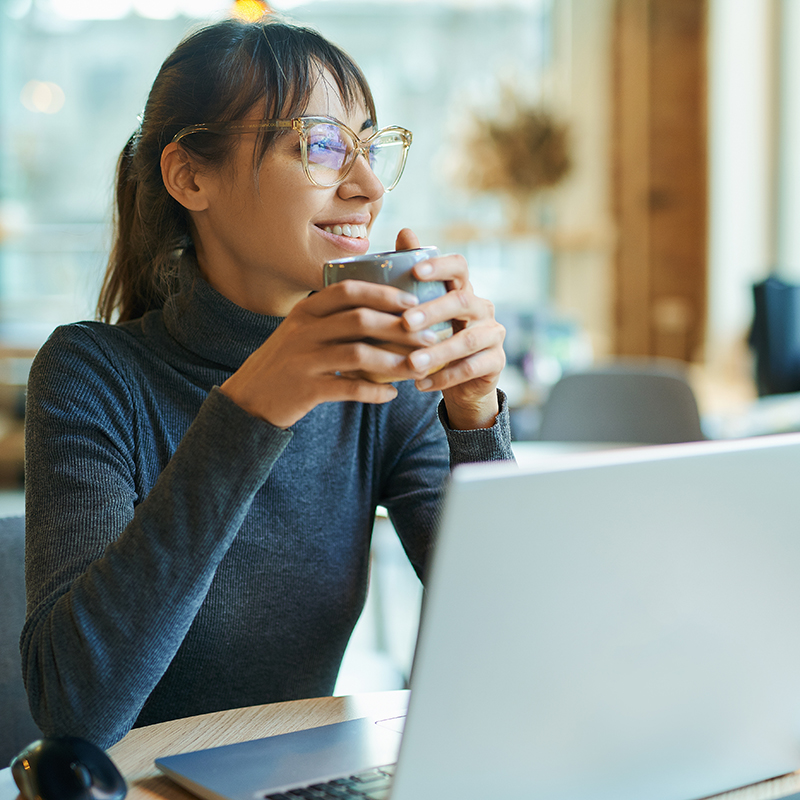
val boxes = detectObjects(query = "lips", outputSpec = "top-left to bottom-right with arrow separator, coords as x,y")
315,222 -> 371,254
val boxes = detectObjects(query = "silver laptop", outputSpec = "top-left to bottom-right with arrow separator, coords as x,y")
157,432 -> 800,800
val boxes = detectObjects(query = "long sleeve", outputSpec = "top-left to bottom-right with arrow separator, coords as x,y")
377,389 -> 514,580
22,326 -> 292,747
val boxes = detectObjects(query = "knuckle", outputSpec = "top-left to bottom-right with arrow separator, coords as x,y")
351,308 -> 373,333
455,290 -> 471,310
350,341 -> 371,361
461,327 -> 480,352
338,280 -> 360,299
460,357 -> 479,380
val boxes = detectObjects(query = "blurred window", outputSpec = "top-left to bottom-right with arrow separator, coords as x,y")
0,0 -> 553,347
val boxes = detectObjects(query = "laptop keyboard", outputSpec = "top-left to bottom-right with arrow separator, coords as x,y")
263,765 -> 395,800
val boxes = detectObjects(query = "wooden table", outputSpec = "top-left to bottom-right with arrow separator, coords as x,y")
106,688 -> 800,800
3,689 -> 800,800
107,690 -> 410,800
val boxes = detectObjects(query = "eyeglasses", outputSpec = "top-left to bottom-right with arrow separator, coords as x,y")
171,115 -> 413,191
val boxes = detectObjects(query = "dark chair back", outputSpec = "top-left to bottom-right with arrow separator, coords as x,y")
0,515 -> 42,763
538,362 -> 705,444
750,276 -> 800,396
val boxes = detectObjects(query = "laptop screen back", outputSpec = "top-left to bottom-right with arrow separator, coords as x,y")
392,434 -> 800,800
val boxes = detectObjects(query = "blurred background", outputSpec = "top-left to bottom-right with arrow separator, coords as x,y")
1,0 -> 797,689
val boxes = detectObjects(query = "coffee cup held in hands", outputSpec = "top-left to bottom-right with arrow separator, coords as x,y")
323,246 -> 453,383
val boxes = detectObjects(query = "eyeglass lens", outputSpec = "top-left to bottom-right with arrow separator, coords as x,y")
305,122 -> 406,189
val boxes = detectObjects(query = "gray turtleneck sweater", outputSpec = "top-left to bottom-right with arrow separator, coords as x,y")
21,265 -> 513,748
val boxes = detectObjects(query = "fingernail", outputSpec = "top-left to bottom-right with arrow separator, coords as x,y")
417,378 -> 434,390
410,351 -> 431,369
405,311 -> 425,328
416,262 -> 433,277
399,292 -> 419,307
419,329 -> 438,344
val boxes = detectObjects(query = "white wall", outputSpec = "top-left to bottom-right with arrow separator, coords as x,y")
550,0 -> 615,356
706,0 -> 774,363
777,0 -> 800,275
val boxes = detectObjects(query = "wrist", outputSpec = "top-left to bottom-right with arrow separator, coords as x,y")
443,391 -> 500,430
220,376 -> 296,430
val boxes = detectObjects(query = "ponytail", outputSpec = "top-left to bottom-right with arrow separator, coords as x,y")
97,130 -> 187,323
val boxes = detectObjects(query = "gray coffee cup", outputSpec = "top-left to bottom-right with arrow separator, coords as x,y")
323,246 -> 453,382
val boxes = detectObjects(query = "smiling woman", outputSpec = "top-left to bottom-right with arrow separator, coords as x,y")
20,15 -> 513,749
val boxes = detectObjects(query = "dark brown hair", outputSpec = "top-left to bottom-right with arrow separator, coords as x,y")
97,17 -> 376,323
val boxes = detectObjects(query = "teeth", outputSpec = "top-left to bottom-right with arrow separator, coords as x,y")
324,224 -> 367,239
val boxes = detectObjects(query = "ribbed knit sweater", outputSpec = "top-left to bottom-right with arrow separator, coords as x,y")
21,263 -> 513,748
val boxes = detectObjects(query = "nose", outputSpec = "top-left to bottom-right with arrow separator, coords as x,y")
337,151 -> 385,202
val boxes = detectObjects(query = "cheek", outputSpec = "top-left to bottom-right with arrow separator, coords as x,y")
257,171 -> 323,227
369,197 -> 384,230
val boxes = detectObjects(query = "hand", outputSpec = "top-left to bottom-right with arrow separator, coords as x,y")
219,280 -> 436,429
395,228 -> 506,430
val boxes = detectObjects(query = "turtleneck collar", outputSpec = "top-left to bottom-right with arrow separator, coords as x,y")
161,257 -> 286,371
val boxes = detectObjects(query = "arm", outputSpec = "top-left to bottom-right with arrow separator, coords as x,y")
22,325 -> 290,748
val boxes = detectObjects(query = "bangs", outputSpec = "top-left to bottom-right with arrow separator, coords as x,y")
160,20 -> 376,169
220,22 -> 377,166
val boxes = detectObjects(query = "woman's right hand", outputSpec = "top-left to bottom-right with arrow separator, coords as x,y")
219,280 -> 438,429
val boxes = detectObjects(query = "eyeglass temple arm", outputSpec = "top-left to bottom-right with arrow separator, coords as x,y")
171,119 -> 298,144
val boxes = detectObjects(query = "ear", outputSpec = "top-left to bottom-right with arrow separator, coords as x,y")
161,142 -> 209,212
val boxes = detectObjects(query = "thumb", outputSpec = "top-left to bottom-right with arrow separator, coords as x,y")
395,227 -> 420,251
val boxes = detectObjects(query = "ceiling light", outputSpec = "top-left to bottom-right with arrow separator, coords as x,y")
230,0 -> 270,22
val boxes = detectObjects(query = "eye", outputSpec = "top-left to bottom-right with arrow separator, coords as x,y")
307,124 -> 349,170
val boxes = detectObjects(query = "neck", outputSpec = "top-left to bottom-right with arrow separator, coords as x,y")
194,247 -> 309,317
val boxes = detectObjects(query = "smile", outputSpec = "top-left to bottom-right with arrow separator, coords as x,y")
321,224 -> 367,239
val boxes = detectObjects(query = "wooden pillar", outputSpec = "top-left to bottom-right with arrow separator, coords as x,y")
612,0 -> 708,361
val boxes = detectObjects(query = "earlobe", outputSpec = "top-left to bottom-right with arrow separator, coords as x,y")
161,143 -> 209,211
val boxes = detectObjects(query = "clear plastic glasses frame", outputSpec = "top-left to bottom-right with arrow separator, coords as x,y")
171,115 -> 413,191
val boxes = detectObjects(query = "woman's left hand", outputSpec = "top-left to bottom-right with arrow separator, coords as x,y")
395,228 -> 506,430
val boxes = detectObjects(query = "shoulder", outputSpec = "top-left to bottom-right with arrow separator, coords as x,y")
37,319 -> 139,355
32,319 -> 148,375
28,321 -> 144,410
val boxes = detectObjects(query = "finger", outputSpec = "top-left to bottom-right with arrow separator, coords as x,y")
304,279 -> 419,317
320,374 -> 400,404
321,341 -> 422,382
395,227 -> 421,252
402,290 -> 495,333
407,321 -> 505,372
412,252 -> 469,288
414,346 -> 505,394
316,306 -> 438,349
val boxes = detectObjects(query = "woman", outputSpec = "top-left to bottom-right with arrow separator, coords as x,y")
21,16 -> 512,749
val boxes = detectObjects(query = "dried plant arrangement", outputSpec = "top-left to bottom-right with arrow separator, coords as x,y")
456,89 -> 571,232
